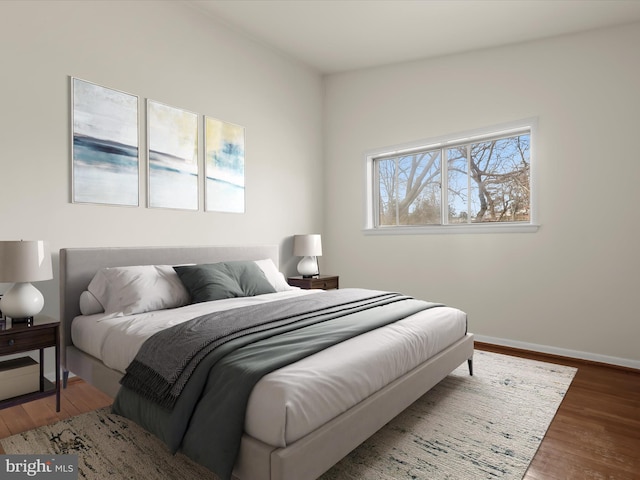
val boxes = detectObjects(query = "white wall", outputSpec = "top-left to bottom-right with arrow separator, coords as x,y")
0,0 -> 324,322
323,23 -> 640,366
2,2 -> 638,373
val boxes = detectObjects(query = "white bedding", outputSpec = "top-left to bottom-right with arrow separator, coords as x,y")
71,289 -> 319,372
71,289 -> 467,448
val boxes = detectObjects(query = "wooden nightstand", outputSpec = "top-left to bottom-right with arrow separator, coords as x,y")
0,316 -> 60,412
288,275 -> 339,290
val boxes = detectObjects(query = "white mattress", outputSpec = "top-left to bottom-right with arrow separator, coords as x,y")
71,290 -> 467,448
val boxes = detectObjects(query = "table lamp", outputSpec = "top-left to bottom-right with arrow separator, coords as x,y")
293,234 -> 322,278
0,240 -> 53,324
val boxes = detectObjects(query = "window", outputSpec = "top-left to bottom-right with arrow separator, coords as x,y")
365,120 -> 538,234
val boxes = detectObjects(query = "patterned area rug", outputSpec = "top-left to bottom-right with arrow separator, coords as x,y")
1,351 -> 576,480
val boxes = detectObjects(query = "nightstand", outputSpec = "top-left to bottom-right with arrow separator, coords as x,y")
288,275 -> 339,290
0,316 -> 60,412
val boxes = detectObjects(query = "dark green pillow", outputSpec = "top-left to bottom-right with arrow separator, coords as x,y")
174,261 -> 276,303
224,261 -> 277,297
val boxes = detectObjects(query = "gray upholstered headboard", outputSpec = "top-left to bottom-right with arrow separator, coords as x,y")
59,245 -> 279,366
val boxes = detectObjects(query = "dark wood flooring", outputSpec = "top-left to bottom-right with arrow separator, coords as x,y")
476,343 -> 640,480
0,345 -> 638,479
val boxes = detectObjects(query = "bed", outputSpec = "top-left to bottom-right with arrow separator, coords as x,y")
59,245 -> 474,480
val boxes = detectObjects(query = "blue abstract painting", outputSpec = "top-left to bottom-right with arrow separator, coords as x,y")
205,116 -> 245,213
72,78 -> 139,206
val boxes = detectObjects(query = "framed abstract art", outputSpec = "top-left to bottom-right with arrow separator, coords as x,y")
204,116 -> 245,213
71,78 -> 139,206
147,100 -> 199,210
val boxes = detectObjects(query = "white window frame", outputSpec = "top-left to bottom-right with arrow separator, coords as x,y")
363,118 -> 540,235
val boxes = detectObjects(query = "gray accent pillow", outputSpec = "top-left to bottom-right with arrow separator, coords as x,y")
174,261 -> 276,303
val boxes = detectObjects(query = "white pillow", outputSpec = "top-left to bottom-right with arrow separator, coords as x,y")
87,265 -> 190,316
79,290 -> 104,315
254,259 -> 296,292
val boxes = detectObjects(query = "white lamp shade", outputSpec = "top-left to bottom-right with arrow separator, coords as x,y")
0,240 -> 53,282
0,240 -> 52,319
293,234 -> 322,257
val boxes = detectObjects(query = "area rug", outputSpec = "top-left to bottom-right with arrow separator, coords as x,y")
1,351 -> 576,480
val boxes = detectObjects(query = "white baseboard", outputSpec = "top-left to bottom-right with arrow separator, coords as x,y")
474,335 -> 640,371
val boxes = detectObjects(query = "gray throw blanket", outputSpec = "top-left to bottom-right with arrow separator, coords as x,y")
121,289 -> 409,409
114,288 -> 445,480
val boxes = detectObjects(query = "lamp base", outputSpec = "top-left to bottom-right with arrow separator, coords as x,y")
0,282 -> 45,319
297,256 -> 319,277
9,316 -> 34,326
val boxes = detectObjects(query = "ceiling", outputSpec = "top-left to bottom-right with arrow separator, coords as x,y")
189,0 -> 640,74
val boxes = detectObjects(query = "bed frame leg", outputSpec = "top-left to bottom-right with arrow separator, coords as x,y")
63,370 -> 69,389
467,358 -> 473,376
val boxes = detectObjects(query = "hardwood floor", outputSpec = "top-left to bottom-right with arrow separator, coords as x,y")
476,343 -> 640,480
0,347 -> 638,479
0,378 -> 112,454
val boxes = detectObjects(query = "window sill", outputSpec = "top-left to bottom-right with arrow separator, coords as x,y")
363,223 -> 540,235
